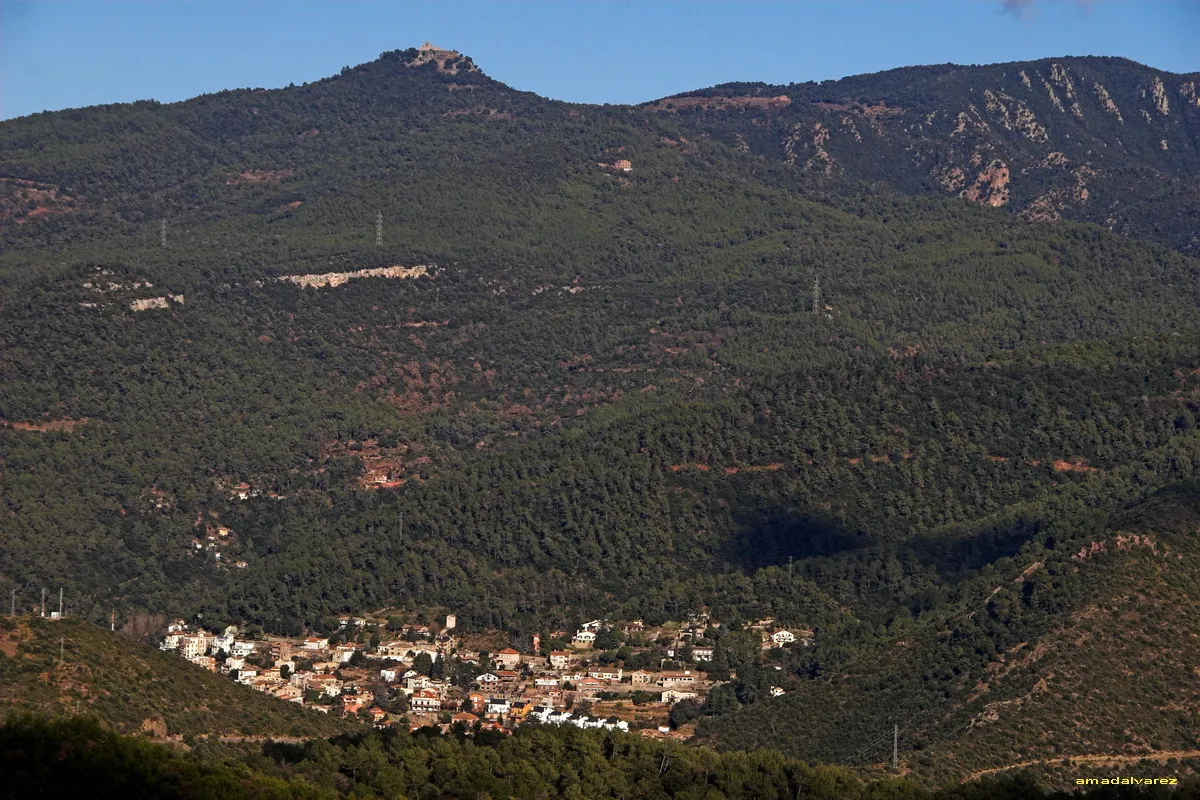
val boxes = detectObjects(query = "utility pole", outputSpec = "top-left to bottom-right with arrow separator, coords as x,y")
111,610 -> 116,632
59,587 -> 63,618
375,212 -> 383,247
10,589 -> 14,616
41,588 -> 46,617
160,218 -> 168,248
892,723 -> 899,770
812,275 -> 821,314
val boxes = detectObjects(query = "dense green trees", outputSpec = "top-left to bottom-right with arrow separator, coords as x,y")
4,715 -> 1197,799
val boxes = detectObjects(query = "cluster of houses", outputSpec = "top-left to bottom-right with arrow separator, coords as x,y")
159,613 -> 812,734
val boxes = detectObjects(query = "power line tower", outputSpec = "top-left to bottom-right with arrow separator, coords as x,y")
375,212 -> 383,247
892,723 -> 899,770
812,275 -> 821,314
160,218 -> 168,248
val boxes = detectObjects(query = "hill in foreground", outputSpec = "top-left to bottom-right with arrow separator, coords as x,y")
2,713 -> 1193,799
697,484 -> 1200,787
0,616 -> 356,740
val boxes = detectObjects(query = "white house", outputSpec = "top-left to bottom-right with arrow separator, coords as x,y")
231,640 -> 257,658
588,666 -> 622,682
770,630 -> 796,646
571,630 -> 596,647
658,670 -> 695,688
475,673 -> 500,686
486,698 -> 511,716
211,632 -> 236,653
380,668 -> 399,683
333,645 -> 359,663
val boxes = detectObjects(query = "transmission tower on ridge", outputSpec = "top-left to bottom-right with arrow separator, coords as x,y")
812,275 -> 821,314
376,212 -> 383,247
160,218 -> 168,248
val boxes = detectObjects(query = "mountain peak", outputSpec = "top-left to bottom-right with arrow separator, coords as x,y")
404,42 -> 479,75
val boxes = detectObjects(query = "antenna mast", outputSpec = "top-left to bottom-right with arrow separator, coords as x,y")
375,212 -> 383,247
812,275 -> 821,314
160,218 -> 168,248
892,724 -> 899,770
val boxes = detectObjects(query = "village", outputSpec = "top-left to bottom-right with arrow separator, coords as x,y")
159,611 -> 814,737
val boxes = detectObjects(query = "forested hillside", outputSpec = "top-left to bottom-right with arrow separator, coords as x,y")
3,45 -> 1200,782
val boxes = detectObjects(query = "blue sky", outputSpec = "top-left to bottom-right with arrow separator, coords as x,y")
3,0 -> 1199,120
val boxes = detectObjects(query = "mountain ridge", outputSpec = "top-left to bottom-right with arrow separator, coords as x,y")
4,49 -> 1197,257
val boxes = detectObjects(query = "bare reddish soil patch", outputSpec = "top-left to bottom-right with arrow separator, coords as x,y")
670,462 -> 784,475
225,169 -> 293,185
961,160 -> 1010,207
355,360 -> 459,414
1052,457 -> 1099,473
0,178 -> 81,225
0,624 -> 30,657
323,438 -> 433,490
645,95 -> 791,113
658,136 -> 701,155
443,107 -> 515,120
813,100 -> 903,117
1,418 -> 88,432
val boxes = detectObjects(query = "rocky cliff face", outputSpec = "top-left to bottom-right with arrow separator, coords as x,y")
651,57 -> 1200,254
